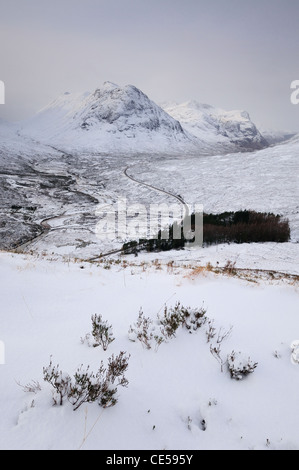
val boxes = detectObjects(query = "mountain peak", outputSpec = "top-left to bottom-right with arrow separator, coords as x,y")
162,101 -> 268,151
19,82 -> 268,153
99,81 -> 119,92
20,82 -> 189,152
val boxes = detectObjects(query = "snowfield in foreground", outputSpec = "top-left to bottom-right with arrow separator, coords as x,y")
0,252 -> 298,450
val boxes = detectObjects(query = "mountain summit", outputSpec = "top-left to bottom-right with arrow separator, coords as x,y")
21,82 -> 268,154
21,82 -> 191,152
78,82 -> 185,134
162,101 -> 268,152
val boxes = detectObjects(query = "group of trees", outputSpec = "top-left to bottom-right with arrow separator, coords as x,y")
122,210 -> 290,255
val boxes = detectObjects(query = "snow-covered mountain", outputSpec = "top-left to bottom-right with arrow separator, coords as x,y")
259,128 -> 296,146
19,82 -> 271,154
162,101 -> 268,152
20,82 -> 193,153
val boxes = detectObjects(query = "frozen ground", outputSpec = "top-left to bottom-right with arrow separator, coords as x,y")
0,124 -> 297,277
0,252 -> 298,450
129,139 -> 299,243
0,128 -> 298,268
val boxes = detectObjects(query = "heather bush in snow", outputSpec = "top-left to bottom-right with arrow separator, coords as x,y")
91,314 -> 115,350
159,304 -> 183,339
82,314 -> 115,351
159,302 -> 207,338
43,359 -> 72,406
106,352 -> 130,388
180,304 -> 207,333
17,380 -> 42,395
128,308 -> 156,349
206,319 -> 217,343
129,303 -> 206,349
209,327 -> 233,372
68,364 -> 109,411
227,351 -> 258,380
43,352 -> 130,411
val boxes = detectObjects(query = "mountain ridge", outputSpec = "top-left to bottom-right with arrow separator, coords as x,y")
161,100 -> 268,152
17,82 -> 276,154
20,82 -> 193,153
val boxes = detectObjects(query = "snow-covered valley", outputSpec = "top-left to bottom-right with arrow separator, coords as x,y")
0,82 -> 298,450
0,128 -> 298,268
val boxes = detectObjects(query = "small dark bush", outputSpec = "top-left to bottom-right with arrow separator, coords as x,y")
227,351 -> 258,380
91,314 -> 114,351
43,359 -> 72,406
43,353 -> 130,411
159,302 -> 207,338
129,303 -> 207,349
128,309 -> 155,349
81,314 -> 115,351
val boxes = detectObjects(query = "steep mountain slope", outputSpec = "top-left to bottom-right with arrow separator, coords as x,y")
20,82 -> 194,153
162,101 -> 268,152
20,83 -> 272,154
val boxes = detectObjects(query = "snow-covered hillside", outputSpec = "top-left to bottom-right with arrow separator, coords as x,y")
162,101 -> 268,152
1,82 -> 299,452
0,118 -> 298,263
19,83 -> 271,154
0,252 -> 298,450
20,82 -> 193,153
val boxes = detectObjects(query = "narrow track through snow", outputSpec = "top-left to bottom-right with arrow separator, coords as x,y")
86,165 -> 189,261
124,166 -> 189,215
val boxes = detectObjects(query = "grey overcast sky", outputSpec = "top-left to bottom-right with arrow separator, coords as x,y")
0,0 -> 298,130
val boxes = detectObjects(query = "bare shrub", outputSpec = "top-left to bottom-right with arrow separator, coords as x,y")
159,304 -> 184,339
68,364 -> 108,411
43,359 -> 72,406
106,352 -> 130,388
128,309 -> 155,349
129,303 -> 207,349
82,314 -> 115,351
206,320 -> 217,343
223,260 -> 237,275
227,351 -> 258,380
17,380 -> 42,395
43,352 -> 130,411
180,304 -> 207,333
91,314 -> 115,350
159,302 -> 207,339
210,327 -> 233,372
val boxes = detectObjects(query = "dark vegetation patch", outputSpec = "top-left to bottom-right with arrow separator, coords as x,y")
122,210 -> 290,255
200,210 -> 290,245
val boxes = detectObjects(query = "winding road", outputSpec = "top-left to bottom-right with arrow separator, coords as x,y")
10,151 -> 189,259
86,165 -> 189,261
124,166 -> 189,216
